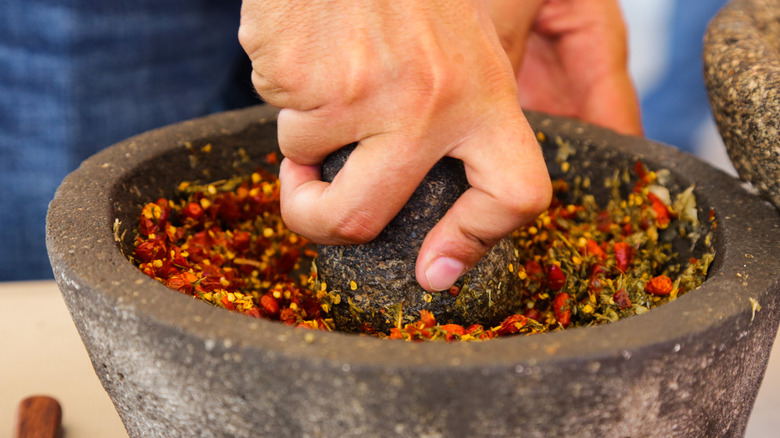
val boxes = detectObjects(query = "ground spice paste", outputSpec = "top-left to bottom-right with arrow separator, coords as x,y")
130,149 -> 714,342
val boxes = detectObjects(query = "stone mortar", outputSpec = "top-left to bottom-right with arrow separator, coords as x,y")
704,0 -> 780,209
47,105 -> 780,437
315,143 -> 521,333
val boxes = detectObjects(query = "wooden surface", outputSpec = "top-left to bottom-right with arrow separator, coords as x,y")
15,396 -> 62,438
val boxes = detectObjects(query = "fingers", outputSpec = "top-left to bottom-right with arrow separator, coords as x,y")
416,114 -> 552,291
279,135 -> 436,245
483,0 -> 546,72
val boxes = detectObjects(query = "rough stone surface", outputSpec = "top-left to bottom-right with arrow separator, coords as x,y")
46,105 -> 780,438
704,0 -> 780,209
314,144 -> 521,333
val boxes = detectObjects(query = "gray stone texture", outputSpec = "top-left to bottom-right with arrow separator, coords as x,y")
47,105 -> 780,437
704,0 -> 780,209
315,144 -> 521,333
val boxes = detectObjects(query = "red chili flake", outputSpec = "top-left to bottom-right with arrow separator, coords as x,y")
647,192 -> 672,228
496,314 -> 529,335
613,242 -> 633,273
523,307 -> 541,321
646,275 -> 673,295
441,324 -> 465,341
553,293 -> 572,328
419,310 -> 436,329
244,307 -> 262,318
448,285 -> 461,297
547,264 -> 566,291
182,201 -> 204,221
221,295 -> 235,311
260,294 -> 280,316
264,152 -> 279,165
613,288 -> 632,309
586,239 -> 607,262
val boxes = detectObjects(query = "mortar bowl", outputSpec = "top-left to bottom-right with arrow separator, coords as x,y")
46,105 -> 780,437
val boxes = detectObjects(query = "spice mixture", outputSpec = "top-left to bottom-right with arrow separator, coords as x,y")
131,151 -> 714,341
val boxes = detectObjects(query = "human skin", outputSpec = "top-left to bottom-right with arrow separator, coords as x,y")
239,0 -> 637,293
487,0 -> 643,135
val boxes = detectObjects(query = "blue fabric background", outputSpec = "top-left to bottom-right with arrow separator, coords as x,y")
0,0 -> 258,280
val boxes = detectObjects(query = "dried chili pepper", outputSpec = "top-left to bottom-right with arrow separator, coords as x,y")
646,275 -> 673,296
131,151 -> 714,342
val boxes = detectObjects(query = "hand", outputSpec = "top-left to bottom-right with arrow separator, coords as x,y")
486,0 -> 643,135
239,0 -> 552,292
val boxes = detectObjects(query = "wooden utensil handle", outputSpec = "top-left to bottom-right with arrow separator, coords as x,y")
15,396 -> 62,438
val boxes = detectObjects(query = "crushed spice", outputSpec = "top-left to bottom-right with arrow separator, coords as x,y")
130,151 -> 714,342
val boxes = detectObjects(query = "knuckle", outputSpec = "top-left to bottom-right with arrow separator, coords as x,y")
504,178 -> 553,219
328,208 -> 384,244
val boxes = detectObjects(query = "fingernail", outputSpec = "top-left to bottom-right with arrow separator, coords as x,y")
425,257 -> 464,291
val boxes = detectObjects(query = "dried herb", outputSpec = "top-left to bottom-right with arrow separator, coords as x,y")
130,151 -> 714,342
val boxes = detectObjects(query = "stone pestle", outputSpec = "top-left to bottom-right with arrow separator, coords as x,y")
312,143 -> 523,333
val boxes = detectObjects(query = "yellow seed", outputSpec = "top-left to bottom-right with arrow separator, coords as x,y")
249,187 -> 260,197
148,233 -> 156,240
263,228 -> 274,238
220,277 -> 230,287
577,237 -> 588,247
152,259 -> 163,268
201,143 -> 212,153
542,215 -> 552,227
528,226 -> 538,235
289,234 -> 299,244
251,172 -> 261,184
508,263 -> 514,273
262,184 -> 273,196
227,293 -> 235,302
273,290 -> 282,299
536,131 -> 546,142
572,256 -> 582,266
207,184 -> 217,195
289,302 -> 299,311
561,162 -> 570,173
582,304 -> 594,314
350,281 -> 357,290
424,293 -> 432,303
200,198 -> 211,209
332,294 -> 341,304
518,271 -> 528,280
320,282 -> 327,291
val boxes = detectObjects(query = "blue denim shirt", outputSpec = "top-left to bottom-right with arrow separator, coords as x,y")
0,0 -> 258,280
